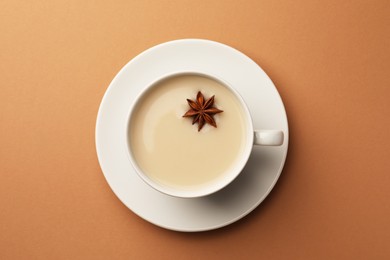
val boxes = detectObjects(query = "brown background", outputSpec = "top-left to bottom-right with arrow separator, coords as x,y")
1,0 -> 389,259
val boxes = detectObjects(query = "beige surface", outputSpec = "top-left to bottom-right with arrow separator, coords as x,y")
1,1 -> 389,259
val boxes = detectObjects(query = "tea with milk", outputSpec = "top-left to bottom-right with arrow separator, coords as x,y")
129,74 -> 248,190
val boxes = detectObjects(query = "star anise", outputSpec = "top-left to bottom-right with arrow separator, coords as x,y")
183,91 -> 223,131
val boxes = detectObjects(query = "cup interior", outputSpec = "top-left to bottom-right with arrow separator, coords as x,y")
126,71 -> 254,198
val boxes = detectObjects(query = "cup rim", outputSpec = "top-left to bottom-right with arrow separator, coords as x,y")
125,70 -> 254,198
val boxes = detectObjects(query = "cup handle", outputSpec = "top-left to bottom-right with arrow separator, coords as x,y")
254,130 -> 284,146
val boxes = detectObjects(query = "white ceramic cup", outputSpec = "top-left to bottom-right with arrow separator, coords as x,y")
125,72 -> 284,198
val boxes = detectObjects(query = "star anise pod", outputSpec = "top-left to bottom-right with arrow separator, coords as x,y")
183,91 -> 223,131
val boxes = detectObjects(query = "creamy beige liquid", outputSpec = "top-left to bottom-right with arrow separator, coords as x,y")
129,75 -> 247,190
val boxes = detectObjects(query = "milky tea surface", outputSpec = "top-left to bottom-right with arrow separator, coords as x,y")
129,75 -> 247,190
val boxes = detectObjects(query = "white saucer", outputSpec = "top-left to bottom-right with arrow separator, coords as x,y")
95,39 -> 289,232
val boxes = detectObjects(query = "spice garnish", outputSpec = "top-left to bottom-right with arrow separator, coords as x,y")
183,91 -> 223,131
